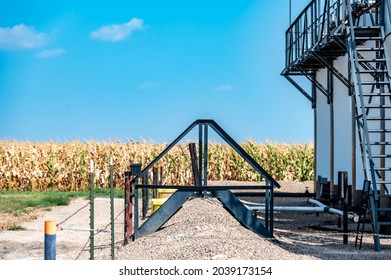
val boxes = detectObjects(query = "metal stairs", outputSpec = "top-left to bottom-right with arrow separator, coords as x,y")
348,20 -> 391,251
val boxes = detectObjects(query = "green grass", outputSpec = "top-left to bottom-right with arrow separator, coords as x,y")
7,224 -> 25,231
0,188 -> 124,217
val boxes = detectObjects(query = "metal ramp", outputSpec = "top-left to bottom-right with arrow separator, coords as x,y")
126,119 -> 280,241
346,2 -> 391,251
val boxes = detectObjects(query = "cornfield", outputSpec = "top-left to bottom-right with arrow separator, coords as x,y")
0,140 -> 314,191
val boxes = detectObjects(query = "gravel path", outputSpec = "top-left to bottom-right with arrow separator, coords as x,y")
1,181 -> 390,260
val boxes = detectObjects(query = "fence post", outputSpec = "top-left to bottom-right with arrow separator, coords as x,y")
130,164 -> 142,241
109,156 -> 115,260
189,143 -> 200,186
44,221 -> 56,260
152,164 -> 159,198
142,172 -> 149,219
124,171 -> 132,245
89,160 -> 95,260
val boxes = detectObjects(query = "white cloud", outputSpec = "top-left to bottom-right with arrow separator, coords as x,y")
90,18 -> 144,42
0,24 -> 47,50
215,84 -> 236,92
36,48 -> 65,58
137,82 -> 159,90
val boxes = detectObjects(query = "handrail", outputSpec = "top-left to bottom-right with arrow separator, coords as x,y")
284,0 -> 382,70
287,0 -> 316,32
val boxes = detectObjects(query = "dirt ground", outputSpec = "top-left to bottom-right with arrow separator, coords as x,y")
1,181 -> 390,260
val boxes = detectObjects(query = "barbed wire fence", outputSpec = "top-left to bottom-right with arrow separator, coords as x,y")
50,156 -> 385,259
52,157 -> 129,260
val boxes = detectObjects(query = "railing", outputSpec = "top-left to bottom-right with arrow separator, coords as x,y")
285,0 -> 382,70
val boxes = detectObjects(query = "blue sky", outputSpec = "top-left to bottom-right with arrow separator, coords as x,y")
0,0 -> 312,144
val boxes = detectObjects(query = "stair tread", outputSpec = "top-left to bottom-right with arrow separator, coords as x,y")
359,70 -> 388,74
363,105 -> 391,107
358,58 -> 386,61
371,155 -> 391,158
362,93 -> 391,96
367,118 -> 391,120
355,36 -> 382,40
371,141 -> 391,144
355,26 -> 381,29
368,130 -> 391,134
361,81 -> 389,84
379,236 -> 391,239
357,47 -> 384,51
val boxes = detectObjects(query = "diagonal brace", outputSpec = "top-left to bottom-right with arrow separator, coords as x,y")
284,75 -> 314,102
312,51 -> 351,88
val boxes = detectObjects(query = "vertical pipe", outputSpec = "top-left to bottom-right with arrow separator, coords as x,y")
44,221 -> 56,260
337,171 -> 349,245
198,124 -> 203,186
269,181 -> 274,236
203,124 -> 208,187
380,0 -> 385,26
328,68 -> 335,204
265,180 -> 270,231
313,74 -> 318,194
315,0 -> 318,42
109,156 -> 115,260
89,160 -> 94,260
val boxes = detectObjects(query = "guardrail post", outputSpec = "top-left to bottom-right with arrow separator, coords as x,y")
44,221 -> 56,260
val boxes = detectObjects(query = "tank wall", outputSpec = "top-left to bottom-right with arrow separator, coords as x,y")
333,55 -> 353,186
315,54 -> 364,195
315,69 -> 330,183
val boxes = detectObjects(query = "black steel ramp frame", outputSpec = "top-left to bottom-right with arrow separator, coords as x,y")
128,119 -> 281,241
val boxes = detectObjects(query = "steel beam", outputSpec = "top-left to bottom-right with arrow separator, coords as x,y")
212,190 -> 274,238
136,190 -> 192,239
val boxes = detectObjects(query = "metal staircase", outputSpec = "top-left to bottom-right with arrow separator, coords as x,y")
346,2 -> 391,251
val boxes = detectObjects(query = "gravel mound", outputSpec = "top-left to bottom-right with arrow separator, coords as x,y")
117,198 -> 314,260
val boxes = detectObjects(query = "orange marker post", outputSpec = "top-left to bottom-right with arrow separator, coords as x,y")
44,221 -> 57,260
